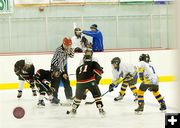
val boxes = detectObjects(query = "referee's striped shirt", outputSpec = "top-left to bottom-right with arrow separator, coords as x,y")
51,45 -> 74,73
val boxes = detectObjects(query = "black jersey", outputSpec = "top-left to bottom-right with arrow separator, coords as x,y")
51,45 -> 74,73
35,69 -> 51,82
76,61 -> 103,84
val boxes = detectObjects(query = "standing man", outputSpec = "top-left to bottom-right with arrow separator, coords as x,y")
82,24 -> 104,52
51,37 -> 74,102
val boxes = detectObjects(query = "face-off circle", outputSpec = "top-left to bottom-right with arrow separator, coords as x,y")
13,106 -> 25,119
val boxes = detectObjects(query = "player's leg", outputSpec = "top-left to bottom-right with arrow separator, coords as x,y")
82,89 -> 89,100
29,80 -> 37,96
114,82 -> 128,101
135,83 -> 148,114
67,83 -> 85,115
88,82 -> 106,116
128,78 -> 138,101
35,83 -> 46,106
17,77 -> 25,98
150,85 -> 167,111
37,91 -> 46,107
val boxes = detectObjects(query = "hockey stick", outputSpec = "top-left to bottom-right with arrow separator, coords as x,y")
34,79 -> 56,101
85,77 -> 127,105
20,75 -> 52,100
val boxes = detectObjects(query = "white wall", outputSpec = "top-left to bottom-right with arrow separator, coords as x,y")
0,49 -> 177,84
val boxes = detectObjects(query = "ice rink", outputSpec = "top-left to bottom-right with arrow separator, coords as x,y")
0,82 -> 178,128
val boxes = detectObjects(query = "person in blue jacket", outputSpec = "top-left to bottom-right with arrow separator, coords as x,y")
82,24 -> 104,52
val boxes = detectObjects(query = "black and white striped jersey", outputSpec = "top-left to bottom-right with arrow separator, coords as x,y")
51,45 -> 74,73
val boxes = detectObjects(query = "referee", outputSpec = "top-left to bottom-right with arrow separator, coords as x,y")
51,37 -> 74,103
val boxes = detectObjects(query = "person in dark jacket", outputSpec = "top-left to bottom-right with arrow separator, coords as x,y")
82,24 -> 104,52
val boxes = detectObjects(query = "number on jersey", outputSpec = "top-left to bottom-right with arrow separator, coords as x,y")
79,65 -> 88,74
149,65 -> 156,74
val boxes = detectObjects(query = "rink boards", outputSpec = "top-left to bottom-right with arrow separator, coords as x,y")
0,49 -> 177,89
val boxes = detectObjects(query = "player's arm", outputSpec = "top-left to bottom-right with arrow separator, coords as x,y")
82,30 -> 98,38
81,36 -> 88,47
93,62 -> 103,84
34,69 -> 50,85
28,65 -> 35,79
109,71 -> 128,92
111,68 -> 123,85
138,63 -> 145,81
67,48 -> 74,58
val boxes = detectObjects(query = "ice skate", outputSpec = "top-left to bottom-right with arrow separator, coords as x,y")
37,100 -> 45,107
97,104 -> 106,117
159,102 -> 166,112
17,90 -> 22,98
135,103 -> 144,115
50,97 -> 60,105
114,93 -> 124,101
32,90 -> 37,96
66,109 -> 77,117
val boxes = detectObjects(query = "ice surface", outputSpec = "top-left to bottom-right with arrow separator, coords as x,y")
0,82 -> 178,128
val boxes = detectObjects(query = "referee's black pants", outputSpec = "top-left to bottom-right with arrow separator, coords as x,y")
51,74 -> 73,99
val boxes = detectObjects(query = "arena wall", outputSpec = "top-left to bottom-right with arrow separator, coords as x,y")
0,49 -> 177,89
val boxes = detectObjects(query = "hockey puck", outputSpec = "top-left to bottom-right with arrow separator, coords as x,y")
13,106 -> 25,119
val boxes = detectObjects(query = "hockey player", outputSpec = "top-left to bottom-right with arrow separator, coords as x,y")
51,37 -> 74,101
79,48 -> 98,65
135,54 -> 166,114
14,59 -> 37,98
33,67 -> 60,106
67,54 -> 105,116
71,28 -> 90,52
79,48 -> 100,100
109,57 -> 138,101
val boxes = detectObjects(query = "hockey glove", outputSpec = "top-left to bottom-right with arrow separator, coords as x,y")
42,80 -> 50,86
81,36 -> 88,46
29,80 -> 35,89
109,83 -> 115,92
50,87 -> 56,92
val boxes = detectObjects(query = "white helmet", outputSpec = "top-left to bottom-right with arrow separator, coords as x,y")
25,58 -> 33,65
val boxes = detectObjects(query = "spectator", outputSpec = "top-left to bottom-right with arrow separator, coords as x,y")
82,24 -> 104,52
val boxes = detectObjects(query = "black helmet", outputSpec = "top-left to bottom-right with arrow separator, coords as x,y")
83,54 -> 92,62
74,27 -> 81,32
84,48 -> 93,56
74,28 -> 81,37
146,54 -> 151,63
90,24 -> 97,29
139,54 -> 150,63
111,57 -> 121,66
